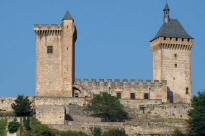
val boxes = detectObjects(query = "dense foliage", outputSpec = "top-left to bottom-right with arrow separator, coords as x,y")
187,90 -> 205,136
8,118 -> 20,133
0,119 -> 7,136
24,118 -> 88,136
102,129 -> 128,136
11,95 -> 33,116
90,127 -> 102,136
171,129 -> 186,136
85,92 -> 128,122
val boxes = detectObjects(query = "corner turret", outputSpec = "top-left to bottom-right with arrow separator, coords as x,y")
61,10 -> 77,97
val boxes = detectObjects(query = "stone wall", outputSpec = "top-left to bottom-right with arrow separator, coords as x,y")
34,97 -> 87,106
0,97 -> 16,112
35,24 -> 63,97
36,105 -> 65,124
127,103 -> 191,119
120,99 -> 162,109
74,79 -> 168,103
48,121 -> 186,136
0,97 -> 34,112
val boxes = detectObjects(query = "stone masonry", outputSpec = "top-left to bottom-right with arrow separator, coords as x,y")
0,3 -> 194,136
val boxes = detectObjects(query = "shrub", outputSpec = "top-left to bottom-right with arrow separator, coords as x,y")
8,118 -> 20,133
90,127 -> 102,136
11,95 -> 33,117
85,92 -> 128,122
102,129 -> 128,136
25,118 -> 88,136
58,131 -> 88,136
0,119 -> 7,136
171,129 -> 186,136
27,118 -> 54,136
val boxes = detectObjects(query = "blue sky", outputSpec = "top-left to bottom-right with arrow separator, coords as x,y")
0,0 -> 204,97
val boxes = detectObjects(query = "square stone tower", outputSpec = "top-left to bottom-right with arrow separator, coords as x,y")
34,11 -> 77,97
150,3 -> 193,103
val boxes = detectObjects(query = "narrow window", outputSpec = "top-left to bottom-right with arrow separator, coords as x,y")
187,38 -> 190,42
175,64 -> 177,68
186,88 -> 189,95
74,93 -> 79,98
176,38 -> 178,41
170,37 -> 172,40
174,53 -> 177,58
130,93 -> 135,99
144,93 -> 149,99
164,37 -> 166,40
117,93 -> 121,99
47,46 -> 53,54
182,38 -> 184,41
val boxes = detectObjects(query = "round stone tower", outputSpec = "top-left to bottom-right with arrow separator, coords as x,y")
150,3 -> 193,103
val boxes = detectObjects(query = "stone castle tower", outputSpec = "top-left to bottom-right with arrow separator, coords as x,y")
34,11 -> 77,97
150,3 -> 193,103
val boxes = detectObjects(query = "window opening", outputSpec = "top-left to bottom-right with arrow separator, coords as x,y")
130,93 -> 135,99
144,93 -> 149,99
117,93 -> 121,99
47,46 -> 53,54
186,88 -> 189,95
74,93 -> 79,98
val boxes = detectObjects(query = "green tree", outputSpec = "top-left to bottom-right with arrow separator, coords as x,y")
102,129 -> 128,136
11,95 -> 33,116
187,91 -> 205,136
85,92 -> 128,122
8,118 -> 20,133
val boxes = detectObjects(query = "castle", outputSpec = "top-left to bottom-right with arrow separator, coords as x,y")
0,3 -> 194,135
34,3 -> 193,104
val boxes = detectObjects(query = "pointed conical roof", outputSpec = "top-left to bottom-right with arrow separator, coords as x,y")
163,3 -> 169,11
62,11 -> 73,20
151,3 -> 193,41
152,19 -> 193,41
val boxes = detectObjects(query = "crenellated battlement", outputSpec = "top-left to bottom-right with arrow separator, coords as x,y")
34,24 -> 62,35
74,79 -> 167,90
150,37 -> 193,51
